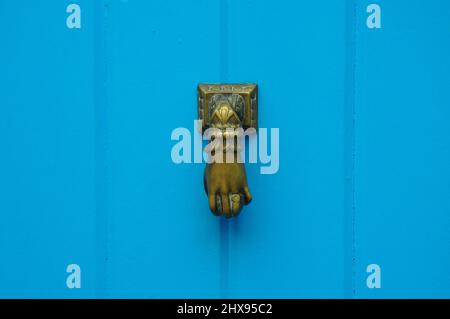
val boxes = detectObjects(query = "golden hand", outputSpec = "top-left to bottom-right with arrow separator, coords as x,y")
204,160 -> 252,218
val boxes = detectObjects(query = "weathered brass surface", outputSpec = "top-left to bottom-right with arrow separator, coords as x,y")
198,84 -> 258,218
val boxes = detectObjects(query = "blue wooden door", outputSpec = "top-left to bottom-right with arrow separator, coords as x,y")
0,0 -> 449,298
354,0 -> 450,297
0,1 -> 98,298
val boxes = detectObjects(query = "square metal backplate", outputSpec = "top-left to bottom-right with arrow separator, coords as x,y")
198,84 -> 258,130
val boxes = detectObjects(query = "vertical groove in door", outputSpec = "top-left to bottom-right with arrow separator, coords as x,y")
219,0 -> 230,299
94,0 -> 111,298
344,0 -> 357,298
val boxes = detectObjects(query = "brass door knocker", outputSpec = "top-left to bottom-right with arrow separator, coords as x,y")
198,84 -> 258,217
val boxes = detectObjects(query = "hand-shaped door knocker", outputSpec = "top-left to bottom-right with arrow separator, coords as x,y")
198,84 -> 258,217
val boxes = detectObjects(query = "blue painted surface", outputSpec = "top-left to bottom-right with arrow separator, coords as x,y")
0,1 -> 97,297
354,0 -> 450,298
0,0 -> 449,298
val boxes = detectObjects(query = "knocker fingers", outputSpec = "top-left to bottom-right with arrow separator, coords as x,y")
243,186 -> 252,204
230,193 -> 243,217
221,194 -> 231,217
213,192 -> 244,217
208,194 -> 219,216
